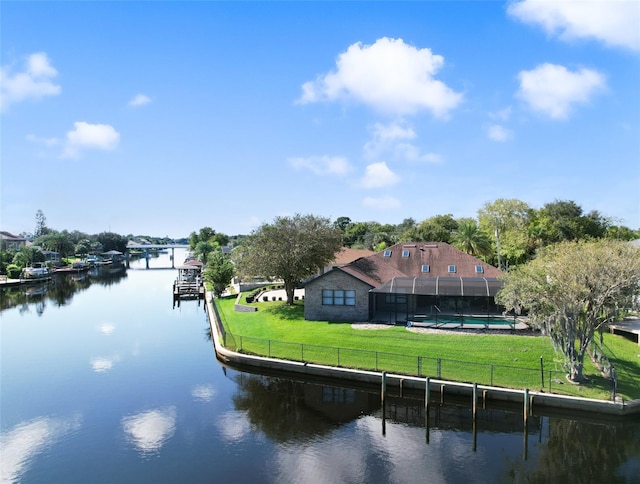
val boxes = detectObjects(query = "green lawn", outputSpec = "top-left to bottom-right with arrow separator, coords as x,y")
214,295 -> 640,401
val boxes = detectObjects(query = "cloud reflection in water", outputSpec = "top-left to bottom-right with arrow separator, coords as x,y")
191,384 -> 215,402
121,407 -> 176,455
0,415 -> 82,483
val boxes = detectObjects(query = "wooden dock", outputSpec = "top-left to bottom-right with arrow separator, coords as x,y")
173,280 -> 205,300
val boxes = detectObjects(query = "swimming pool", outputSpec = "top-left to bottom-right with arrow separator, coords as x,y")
407,316 -> 526,330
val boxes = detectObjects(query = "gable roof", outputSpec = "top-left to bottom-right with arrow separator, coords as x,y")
330,247 -> 375,267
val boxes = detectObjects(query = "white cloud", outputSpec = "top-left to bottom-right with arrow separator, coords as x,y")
508,0 -> 640,52
129,93 -> 151,107
363,122 -> 441,164
487,124 -> 512,141
488,106 -> 512,122
122,407 -> 176,454
62,121 -> 120,158
361,162 -> 400,188
26,134 -> 59,147
394,143 -> 443,163
1,52 -> 61,112
298,37 -> 463,117
362,195 -> 401,210
288,155 -> 352,176
517,63 -> 606,119
363,122 -> 415,159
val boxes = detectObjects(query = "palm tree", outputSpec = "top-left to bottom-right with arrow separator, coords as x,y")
451,219 -> 492,257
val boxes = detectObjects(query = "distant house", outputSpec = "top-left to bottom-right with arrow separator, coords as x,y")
0,231 -> 27,251
304,242 -> 504,323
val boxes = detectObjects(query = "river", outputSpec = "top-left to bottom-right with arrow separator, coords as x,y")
1,250 -> 639,483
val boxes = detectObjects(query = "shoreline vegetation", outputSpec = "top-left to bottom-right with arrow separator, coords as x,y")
214,293 -> 640,402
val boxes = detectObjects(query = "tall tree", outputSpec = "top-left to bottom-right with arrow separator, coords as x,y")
238,214 -> 343,305
402,214 -> 458,243
496,240 -> 640,382
451,218 -> 492,257
34,209 -> 49,238
478,199 -> 534,269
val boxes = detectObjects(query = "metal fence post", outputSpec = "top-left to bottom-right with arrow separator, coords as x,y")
540,357 -> 544,389
338,347 -> 340,366
418,356 -> 421,376
376,352 -> 379,371
268,339 -> 271,358
490,365 -> 494,386
301,344 -> 304,362
437,358 -> 441,378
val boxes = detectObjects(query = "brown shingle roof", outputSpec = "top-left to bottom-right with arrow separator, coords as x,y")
340,242 -> 502,286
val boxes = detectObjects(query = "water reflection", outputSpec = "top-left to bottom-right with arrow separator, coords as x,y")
0,415 -> 82,483
215,411 -> 253,443
226,367 -> 640,483
505,417 -> 640,482
0,264 -> 127,315
121,407 -> 177,455
191,384 -> 215,402
98,323 -> 115,335
90,356 -> 120,373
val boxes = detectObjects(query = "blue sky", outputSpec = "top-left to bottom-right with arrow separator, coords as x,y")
2,1 -> 639,238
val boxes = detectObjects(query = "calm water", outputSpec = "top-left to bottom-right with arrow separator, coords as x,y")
1,250 -> 639,483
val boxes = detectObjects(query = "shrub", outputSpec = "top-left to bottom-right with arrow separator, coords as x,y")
6,264 -> 21,279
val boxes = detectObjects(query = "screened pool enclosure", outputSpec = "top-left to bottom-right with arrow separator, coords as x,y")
369,276 -> 504,324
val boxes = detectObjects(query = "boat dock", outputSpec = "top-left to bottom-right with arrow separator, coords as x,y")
173,259 -> 205,301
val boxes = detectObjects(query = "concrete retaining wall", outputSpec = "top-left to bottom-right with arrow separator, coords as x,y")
206,293 -> 639,417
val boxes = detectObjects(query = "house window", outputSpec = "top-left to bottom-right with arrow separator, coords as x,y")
383,250 -> 392,257
448,265 -> 456,273
475,265 -> 484,274
421,264 -> 430,273
402,250 -> 410,258
322,289 -> 356,306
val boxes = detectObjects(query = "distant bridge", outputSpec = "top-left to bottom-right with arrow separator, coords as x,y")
125,243 -> 190,269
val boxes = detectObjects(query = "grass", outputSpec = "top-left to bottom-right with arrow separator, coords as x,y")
214,294 -> 640,401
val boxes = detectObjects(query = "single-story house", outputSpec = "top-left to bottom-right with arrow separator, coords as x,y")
304,242 -> 504,323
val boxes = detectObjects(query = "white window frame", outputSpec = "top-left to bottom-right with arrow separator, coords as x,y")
421,264 -> 430,273
448,265 -> 456,273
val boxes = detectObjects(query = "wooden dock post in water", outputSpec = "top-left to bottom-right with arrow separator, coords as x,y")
524,388 -> 530,426
425,377 -> 430,444
472,383 -> 478,418
381,372 -> 387,436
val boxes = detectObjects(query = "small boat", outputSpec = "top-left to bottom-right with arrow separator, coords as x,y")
22,262 -> 49,279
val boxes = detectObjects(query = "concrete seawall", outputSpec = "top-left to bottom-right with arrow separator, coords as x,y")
205,293 -> 640,418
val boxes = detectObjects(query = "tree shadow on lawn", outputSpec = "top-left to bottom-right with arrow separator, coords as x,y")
261,301 -> 305,321
260,302 -> 353,326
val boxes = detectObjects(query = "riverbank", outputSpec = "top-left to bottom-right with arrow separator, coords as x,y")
205,293 -> 640,418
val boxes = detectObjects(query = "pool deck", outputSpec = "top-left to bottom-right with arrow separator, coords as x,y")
609,318 -> 640,346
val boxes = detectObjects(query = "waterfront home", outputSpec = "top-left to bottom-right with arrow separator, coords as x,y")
304,242 -> 503,323
0,231 -> 27,251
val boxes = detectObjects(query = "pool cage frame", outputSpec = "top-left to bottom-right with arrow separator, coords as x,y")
369,276 -> 505,324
